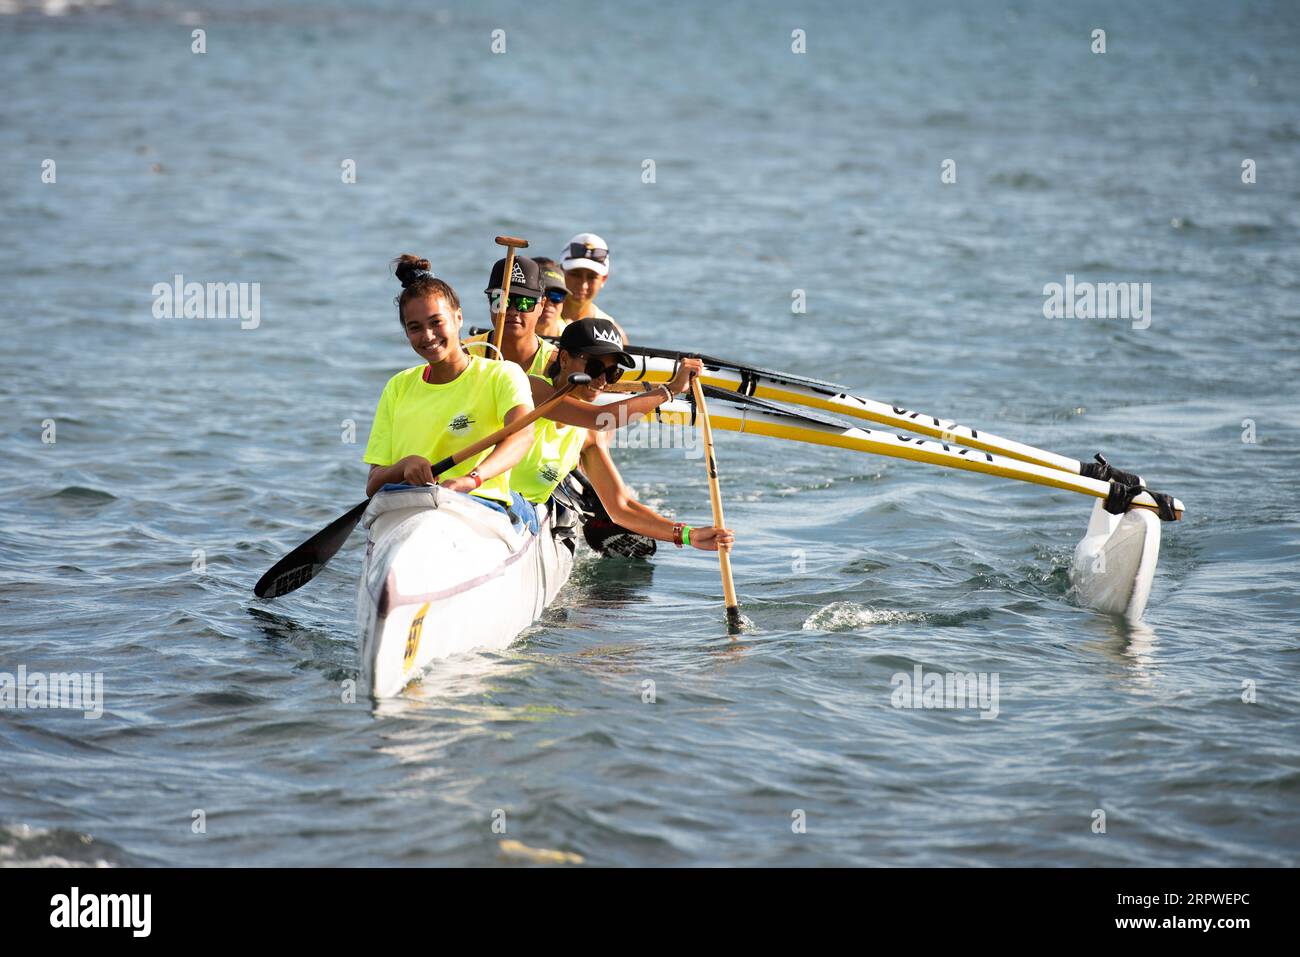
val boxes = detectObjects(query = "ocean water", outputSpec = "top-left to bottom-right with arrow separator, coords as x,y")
1,0 -> 1298,866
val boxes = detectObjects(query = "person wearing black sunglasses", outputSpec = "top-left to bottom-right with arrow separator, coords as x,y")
465,255 -> 557,377
510,318 -> 734,556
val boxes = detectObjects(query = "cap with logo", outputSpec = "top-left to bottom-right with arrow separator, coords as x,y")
538,262 -> 567,293
558,318 -> 633,368
484,255 -> 544,299
560,233 -> 610,278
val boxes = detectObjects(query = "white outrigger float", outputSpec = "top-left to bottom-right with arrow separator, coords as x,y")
1068,502 -> 1162,621
355,486 -> 575,698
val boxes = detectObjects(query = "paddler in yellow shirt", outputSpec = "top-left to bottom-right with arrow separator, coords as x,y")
511,318 -> 735,554
363,255 -> 536,527
480,266 -> 691,437
464,255 -> 555,376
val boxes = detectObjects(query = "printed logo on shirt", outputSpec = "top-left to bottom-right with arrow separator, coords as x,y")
539,464 -> 560,484
449,413 -> 475,432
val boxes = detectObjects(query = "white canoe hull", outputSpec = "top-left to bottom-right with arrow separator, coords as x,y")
1069,499 -> 1161,622
356,487 -> 575,698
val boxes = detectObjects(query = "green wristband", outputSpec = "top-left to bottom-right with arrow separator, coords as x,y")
682,525 -> 692,546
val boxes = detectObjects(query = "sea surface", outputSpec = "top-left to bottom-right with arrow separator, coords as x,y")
2,0 -> 1298,867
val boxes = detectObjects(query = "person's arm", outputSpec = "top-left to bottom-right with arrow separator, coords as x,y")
529,359 -> 701,431
532,384 -> 669,430
363,378 -> 408,496
438,405 -> 534,493
578,431 -> 733,551
367,460 -> 414,497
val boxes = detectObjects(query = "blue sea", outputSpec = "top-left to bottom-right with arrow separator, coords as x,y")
2,0 -> 1298,866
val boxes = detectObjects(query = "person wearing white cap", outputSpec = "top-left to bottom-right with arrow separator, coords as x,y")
560,232 -> 625,338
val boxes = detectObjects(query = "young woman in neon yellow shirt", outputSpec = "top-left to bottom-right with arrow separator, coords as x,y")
363,255 -> 534,503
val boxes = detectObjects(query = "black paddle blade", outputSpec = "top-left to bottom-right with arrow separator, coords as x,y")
253,498 -> 370,599
584,520 -> 658,559
568,469 -> 657,559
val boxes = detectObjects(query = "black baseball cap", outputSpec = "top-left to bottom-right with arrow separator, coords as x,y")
538,261 -> 567,293
484,255 -> 544,299
558,318 -> 634,368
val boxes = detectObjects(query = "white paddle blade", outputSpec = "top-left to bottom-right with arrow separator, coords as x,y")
1069,499 -> 1162,622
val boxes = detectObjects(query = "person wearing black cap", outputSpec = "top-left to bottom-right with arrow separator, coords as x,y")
533,257 -> 569,338
465,255 -> 555,376
510,318 -> 735,555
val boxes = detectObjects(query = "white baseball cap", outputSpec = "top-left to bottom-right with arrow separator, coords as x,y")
561,232 -> 610,277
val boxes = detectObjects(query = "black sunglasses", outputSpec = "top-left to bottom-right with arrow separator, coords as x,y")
567,243 -> 609,264
544,288 -> 567,304
580,355 -> 625,384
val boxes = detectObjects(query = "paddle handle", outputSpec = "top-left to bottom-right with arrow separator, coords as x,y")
428,373 -> 590,478
492,236 -> 529,355
691,377 -> 742,628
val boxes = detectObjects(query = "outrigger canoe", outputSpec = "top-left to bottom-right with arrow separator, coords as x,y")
356,485 -> 576,698
257,342 -> 1182,700
358,379 -> 1167,698
460,329 -> 1181,622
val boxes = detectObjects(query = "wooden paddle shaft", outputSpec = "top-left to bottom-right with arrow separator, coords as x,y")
492,236 -> 529,355
691,377 -> 740,619
428,373 -> 587,477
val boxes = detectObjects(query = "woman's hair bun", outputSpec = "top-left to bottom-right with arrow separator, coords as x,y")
393,254 -> 434,288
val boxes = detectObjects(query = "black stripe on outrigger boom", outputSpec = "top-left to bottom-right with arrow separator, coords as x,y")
468,328 -> 853,395
696,385 -> 852,430
622,342 -> 850,394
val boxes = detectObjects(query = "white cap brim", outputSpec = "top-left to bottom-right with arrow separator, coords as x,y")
562,257 -> 609,277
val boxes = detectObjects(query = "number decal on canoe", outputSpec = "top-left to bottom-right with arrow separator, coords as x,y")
403,602 -> 429,672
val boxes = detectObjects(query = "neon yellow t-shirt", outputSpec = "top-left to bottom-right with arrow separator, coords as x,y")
464,333 -> 555,377
511,377 -> 588,504
363,355 -> 532,504
562,301 -> 625,341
